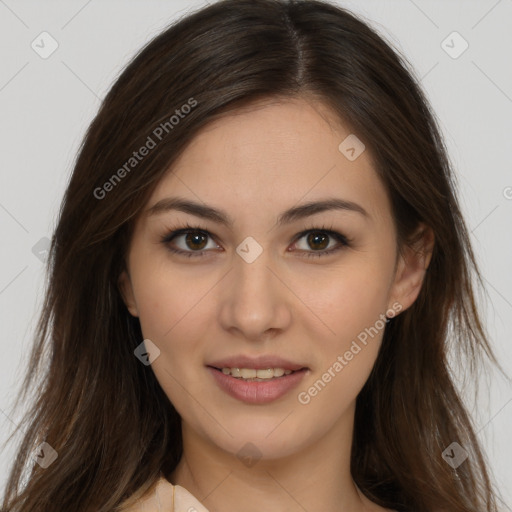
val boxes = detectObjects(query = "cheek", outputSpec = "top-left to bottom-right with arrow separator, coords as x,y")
296,257 -> 393,342
130,260 -> 217,380
295,258 -> 392,398
134,278 -> 172,341
296,280 -> 387,424
131,255 -> 202,339
131,265 -> 210,411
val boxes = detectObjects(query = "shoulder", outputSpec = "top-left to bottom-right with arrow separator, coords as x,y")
119,477 -> 210,512
118,477 -> 174,511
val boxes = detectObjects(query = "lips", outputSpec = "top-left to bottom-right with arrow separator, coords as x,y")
206,354 -> 310,403
207,366 -> 309,404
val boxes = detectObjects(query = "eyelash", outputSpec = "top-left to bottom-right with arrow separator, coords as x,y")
160,222 -> 351,259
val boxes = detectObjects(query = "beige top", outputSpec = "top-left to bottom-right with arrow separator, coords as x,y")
121,477 -> 209,512
121,476 -> 399,512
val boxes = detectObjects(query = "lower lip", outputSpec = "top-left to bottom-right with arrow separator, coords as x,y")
207,367 -> 308,404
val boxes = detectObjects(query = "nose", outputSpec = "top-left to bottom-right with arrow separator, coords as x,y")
218,242 -> 292,342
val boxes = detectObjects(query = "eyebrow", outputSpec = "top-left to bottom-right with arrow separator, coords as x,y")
146,196 -> 369,227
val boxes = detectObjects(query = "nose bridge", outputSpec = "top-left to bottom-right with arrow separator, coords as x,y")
232,235 -> 275,301
219,235 -> 290,338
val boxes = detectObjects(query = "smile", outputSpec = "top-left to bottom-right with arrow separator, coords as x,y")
219,367 -> 294,380
207,366 -> 309,404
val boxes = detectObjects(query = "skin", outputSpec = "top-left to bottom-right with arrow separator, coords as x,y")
119,97 -> 434,512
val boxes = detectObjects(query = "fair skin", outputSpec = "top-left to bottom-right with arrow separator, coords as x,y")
119,97 -> 433,512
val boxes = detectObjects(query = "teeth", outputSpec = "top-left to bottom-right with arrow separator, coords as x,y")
242,368 -> 257,378
220,367 -> 294,379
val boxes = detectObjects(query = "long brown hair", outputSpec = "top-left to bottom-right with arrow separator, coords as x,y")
1,1 -> 507,510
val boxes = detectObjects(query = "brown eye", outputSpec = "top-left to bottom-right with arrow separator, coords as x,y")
293,228 -> 350,258
306,231 -> 330,251
162,226 -> 220,258
184,232 -> 208,251
161,225 -> 349,259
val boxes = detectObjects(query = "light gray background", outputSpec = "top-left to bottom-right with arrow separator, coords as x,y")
0,0 -> 511,507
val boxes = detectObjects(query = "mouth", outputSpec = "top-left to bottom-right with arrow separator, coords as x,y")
206,365 -> 309,404
208,365 -> 307,381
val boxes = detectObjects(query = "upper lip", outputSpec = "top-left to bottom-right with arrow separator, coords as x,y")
207,355 -> 308,371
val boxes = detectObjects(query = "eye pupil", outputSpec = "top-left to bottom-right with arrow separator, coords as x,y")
186,232 -> 207,250
307,231 -> 329,250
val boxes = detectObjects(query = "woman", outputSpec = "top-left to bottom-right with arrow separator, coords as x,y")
1,0 -> 506,511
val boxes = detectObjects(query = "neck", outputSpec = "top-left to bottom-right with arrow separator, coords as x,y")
169,403 -> 381,512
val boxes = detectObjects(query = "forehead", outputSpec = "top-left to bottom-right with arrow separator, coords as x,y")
147,97 -> 392,228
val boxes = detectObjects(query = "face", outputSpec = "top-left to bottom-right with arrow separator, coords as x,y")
119,97 -> 429,461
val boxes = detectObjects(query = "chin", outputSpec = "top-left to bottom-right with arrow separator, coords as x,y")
204,418 -> 317,462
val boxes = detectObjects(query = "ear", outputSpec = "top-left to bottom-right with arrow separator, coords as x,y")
118,270 -> 139,317
387,223 -> 434,315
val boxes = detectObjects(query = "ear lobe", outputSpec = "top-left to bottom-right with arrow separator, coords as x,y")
388,223 -> 434,314
118,270 -> 139,317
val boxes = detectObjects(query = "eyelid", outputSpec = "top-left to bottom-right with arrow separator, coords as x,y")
160,222 -> 351,258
